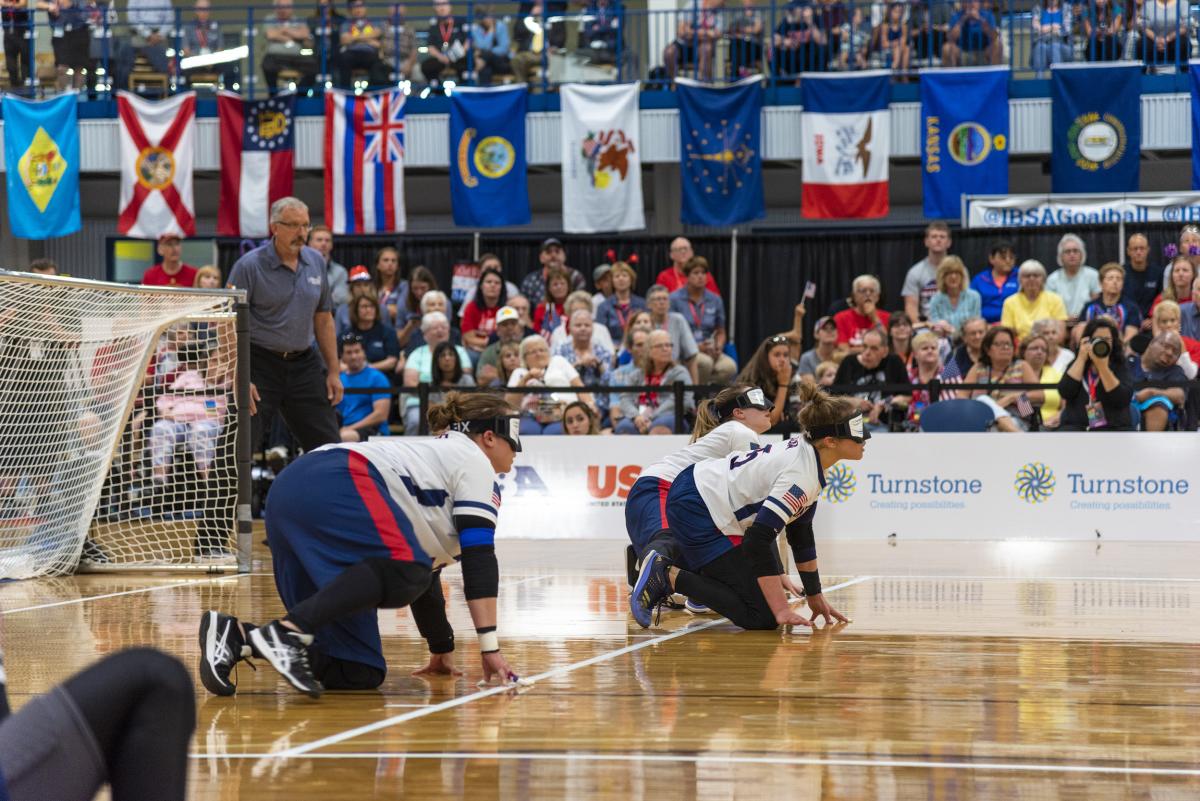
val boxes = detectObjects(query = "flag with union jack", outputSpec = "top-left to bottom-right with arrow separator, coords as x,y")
324,88 -> 406,234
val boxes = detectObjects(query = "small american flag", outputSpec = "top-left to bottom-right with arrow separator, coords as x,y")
491,483 -> 503,508
781,484 -> 808,515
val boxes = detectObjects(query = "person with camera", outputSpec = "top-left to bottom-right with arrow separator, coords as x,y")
1057,317 -> 1134,431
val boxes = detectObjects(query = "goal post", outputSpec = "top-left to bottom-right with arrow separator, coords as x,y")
0,272 -> 252,579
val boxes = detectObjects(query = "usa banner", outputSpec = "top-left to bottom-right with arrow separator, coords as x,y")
2,93 -> 80,239
801,71 -> 890,219
324,88 -> 406,234
117,91 -> 195,238
920,67 -> 1009,220
449,85 -> 530,228
560,83 -> 645,233
1051,63 -> 1140,193
217,92 -> 295,237
1191,61 -> 1200,189
677,76 -> 764,227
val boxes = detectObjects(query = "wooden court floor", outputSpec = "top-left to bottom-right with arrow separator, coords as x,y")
2,536 -> 1199,800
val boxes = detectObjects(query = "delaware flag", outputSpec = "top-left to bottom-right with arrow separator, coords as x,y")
677,76 -> 764,227
561,83 -> 645,233
2,93 -> 80,239
1051,63 -> 1140,193
1190,61 -> 1200,189
324,88 -> 406,234
217,92 -> 295,238
802,71 -> 890,219
920,67 -> 1009,219
449,85 -> 530,227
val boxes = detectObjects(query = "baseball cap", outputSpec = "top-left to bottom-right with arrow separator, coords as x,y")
814,315 -> 836,334
593,264 -> 612,283
540,237 -> 564,251
496,306 -> 520,324
348,265 -> 371,282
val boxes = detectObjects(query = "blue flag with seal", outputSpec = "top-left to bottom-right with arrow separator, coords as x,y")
677,76 -> 764,226
448,85 -> 530,227
2,93 -> 81,239
920,67 -> 1009,219
1190,60 -> 1200,189
1051,63 -> 1140,193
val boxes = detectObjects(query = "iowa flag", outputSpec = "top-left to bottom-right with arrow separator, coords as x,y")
2,93 -> 80,239
801,71 -> 890,219
217,92 -> 295,237
324,88 -> 406,234
117,91 -> 196,238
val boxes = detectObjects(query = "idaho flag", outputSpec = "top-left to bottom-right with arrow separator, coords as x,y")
1051,63 -> 1140,193
2,93 -> 80,239
920,67 -> 1009,219
449,85 -> 530,227
677,76 -> 765,227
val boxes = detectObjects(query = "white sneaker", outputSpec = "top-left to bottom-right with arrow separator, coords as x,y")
249,620 -> 323,698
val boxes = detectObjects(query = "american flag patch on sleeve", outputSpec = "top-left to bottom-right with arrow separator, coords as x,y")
492,483 -> 503,508
781,484 -> 808,515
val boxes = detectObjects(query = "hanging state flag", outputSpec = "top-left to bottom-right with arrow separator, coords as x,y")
801,71 -> 890,219
2,93 -> 80,239
217,92 -> 295,238
324,88 -> 406,234
920,67 -> 1009,219
677,76 -> 764,227
560,83 -> 645,233
117,91 -> 195,238
1051,63 -> 1140,193
1190,61 -> 1200,189
448,85 -> 530,228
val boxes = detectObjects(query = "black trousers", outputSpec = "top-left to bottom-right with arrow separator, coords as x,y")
4,29 -> 29,88
250,346 -> 339,453
673,548 -> 776,630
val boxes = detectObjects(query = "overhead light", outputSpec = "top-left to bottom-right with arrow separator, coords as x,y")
180,45 -> 248,70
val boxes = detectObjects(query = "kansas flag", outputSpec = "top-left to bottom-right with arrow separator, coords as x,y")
677,76 -> 765,227
920,67 -> 1009,219
449,85 -> 530,227
1051,63 -> 1140,193
2,93 -> 80,239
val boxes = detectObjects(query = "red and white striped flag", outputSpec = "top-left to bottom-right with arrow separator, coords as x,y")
217,92 -> 295,238
117,91 -> 195,238
324,88 -> 406,234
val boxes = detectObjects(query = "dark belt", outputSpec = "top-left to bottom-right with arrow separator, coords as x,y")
252,344 -> 312,362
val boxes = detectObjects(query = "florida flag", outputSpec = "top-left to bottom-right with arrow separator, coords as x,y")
117,91 -> 195,237
217,92 -> 294,237
324,88 -> 406,234
801,71 -> 890,219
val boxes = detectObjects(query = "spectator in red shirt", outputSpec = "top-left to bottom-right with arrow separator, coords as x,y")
834,274 -> 890,353
142,234 -> 198,287
655,237 -> 719,294
461,266 -> 507,356
533,266 -> 571,337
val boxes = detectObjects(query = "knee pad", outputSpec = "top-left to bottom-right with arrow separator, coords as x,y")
314,656 -> 386,691
362,558 -> 432,609
117,647 -> 194,699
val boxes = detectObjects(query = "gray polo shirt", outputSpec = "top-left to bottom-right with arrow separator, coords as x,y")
228,241 -> 332,352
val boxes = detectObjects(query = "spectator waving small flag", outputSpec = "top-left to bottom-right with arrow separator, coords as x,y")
801,71 -> 890,219
217,92 -> 295,238
324,88 -> 406,234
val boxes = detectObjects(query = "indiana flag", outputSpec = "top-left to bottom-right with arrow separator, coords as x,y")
217,92 -> 294,237
324,88 -> 406,234
801,71 -> 890,219
117,91 -> 195,238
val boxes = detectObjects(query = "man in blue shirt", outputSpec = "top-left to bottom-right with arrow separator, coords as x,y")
668,257 -> 736,385
970,240 -> 1020,324
336,333 -> 391,441
943,0 -> 1001,66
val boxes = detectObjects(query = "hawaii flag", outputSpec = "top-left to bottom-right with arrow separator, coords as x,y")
324,88 -> 406,234
801,71 -> 890,219
117,91 -> 195,237
217,92 -> 295,237
560,83 -> 644,233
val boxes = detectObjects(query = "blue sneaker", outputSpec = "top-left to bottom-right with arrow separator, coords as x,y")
630,550 -> 672,629
684,598 -> 711,615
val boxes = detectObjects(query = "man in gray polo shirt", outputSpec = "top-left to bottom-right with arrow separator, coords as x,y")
227,196 -> 343,451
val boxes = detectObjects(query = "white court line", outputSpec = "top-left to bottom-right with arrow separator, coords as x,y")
859,574 -> 1200,583
191,749 -> 1200,777
0,573 -> 262,615
498,575 -> 555,590
269,575 -> 875,759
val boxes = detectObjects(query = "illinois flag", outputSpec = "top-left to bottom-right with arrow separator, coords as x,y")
560,83 -> 644,233
677,76 -> 764,227
324,88 -> 406,234
117,91 -> 195,238
217,92 -> 295,237
449,85 -> 529,228
2,93 -> 80,239
801,71 -> 890,219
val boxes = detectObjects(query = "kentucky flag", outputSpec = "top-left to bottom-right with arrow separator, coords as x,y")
676,76 -> 765,227
1051,63 -> 1140,193
449,85 -> 530,227
1190,61 -> 1200,189
920,67 -> 1009,219
2,93 -> 80,239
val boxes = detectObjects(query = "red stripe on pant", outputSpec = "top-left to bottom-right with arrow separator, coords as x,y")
727,534 -> 743,547
657,478 -> 672,529
347,451 -> 414,561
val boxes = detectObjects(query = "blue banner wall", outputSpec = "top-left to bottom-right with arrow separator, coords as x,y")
677,76 -> 765,227
449,85 -> 530,227
1051,64 -> 1140,194
1191,61 -> 1200,190
2,93 -> 81,239
920,67 -> 1009,219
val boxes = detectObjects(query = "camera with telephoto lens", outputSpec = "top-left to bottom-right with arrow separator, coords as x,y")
1090,338 -> 1111,359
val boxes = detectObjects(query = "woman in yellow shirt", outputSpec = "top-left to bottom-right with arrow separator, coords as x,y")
1000,260 -> 1069,339
1019,333 -> 1063,428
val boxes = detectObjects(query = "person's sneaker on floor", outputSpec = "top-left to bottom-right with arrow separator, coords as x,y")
630,550 -> 672,629
684,598 -> 711,615
198,610 -> 250,697
249,619 -> 323,698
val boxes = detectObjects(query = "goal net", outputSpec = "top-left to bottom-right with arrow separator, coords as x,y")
0,273 -> 247,579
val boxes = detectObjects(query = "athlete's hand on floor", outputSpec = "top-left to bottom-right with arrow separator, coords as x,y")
805,593 -> 850,626
481,651 -> 519,685
412,652 -> 463,677
775,607 -> 814,628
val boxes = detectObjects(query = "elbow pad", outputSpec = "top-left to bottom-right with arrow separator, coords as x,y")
743,523 -> 784,578
460,544 -> 499,600
408,571 -> 455,654
786,512 -> 817,564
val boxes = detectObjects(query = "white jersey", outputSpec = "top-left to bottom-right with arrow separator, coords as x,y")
316,431 -> 500,569
640,421 -> 763,484
691,436 -> 824,538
